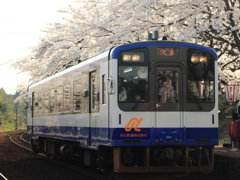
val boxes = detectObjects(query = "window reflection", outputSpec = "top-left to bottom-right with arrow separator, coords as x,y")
188,81 -> 214,102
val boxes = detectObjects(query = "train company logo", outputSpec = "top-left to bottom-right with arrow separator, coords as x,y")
125,117 -> 143,132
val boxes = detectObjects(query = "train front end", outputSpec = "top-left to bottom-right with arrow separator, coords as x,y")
108,41 -> 218,173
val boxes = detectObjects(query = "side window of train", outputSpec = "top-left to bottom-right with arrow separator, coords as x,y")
49,88 -> 55,114
63,83 -> 71,112
57,86 -> 63,113
73,79 -> 82,112
102,75 -> 106,104
44,90 -> 49,114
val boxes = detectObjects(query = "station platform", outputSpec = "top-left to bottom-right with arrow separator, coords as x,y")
214,146 -> 240,180
215,146 -> 240,159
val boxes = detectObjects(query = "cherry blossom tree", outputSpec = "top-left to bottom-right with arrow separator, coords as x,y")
9,0 -> 240,90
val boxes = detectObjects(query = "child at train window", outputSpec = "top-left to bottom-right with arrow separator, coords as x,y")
160,75 -> 175,103
229,112 -> 240,152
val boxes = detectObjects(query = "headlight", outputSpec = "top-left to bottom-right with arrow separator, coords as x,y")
123,55 -> 131,61
190,55 -> 207,63
132,55 -> 140,61
199,56 -> 207,63
122,52 -> 144,62
191,55 -> 199,63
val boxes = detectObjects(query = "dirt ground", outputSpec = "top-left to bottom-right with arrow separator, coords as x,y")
0,130 -> 97,180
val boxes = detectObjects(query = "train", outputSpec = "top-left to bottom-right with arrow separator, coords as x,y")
26,38 -> 218,175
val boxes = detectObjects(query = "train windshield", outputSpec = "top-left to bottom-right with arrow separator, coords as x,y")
187,49 -> 215,102
118,48 -> 148,102
118,66 -> 148,102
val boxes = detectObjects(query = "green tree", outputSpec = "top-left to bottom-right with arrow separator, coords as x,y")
11,91 -> 27,129
0,88 -> 15,131
0,89 -> 26,131
0,89 -> 14,121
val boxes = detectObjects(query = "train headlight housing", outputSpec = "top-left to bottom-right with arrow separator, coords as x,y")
123,55 -> 131,61
132,55 -> 141,61
190,55 -> 207,63
123,54 -> 141,61
190,55 -> 199,63
122,52 -> 144,62
199,56 -> 207,63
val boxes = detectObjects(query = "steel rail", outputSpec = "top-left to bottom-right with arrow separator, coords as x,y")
20,132 -> 30,144
0,173 -> 8,180
9,132 -> 32,151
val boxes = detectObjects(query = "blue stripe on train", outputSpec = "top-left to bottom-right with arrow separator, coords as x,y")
27,126 -> 218,149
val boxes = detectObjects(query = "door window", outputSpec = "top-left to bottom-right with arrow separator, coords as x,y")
49,89 -> 55,113
157,71 -> 179,104
90,72 -> 99,112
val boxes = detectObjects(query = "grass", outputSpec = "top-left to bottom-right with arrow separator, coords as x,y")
1,122 -> 15,131
0,122 -> 26,132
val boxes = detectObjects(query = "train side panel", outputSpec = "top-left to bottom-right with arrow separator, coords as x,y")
27,52 -> 110,149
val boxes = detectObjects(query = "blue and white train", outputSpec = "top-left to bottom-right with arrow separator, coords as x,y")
26,39 -> 218,174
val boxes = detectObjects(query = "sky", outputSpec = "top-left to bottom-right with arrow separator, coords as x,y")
0,0 -> 76,94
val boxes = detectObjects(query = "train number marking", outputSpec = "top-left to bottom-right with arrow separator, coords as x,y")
125,117 -> 143,132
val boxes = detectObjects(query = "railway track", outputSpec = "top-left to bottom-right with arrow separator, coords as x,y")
0,173 -> 8,180
10,132 -> 110,180
5,131 -> 219,180
10,132 -> 31,151
7,132 -> 193,180
20,132 -> 30,144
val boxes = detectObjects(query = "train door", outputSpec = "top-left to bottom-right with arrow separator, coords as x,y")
89,71 -> 98,146
31,92 -> 35,137
155,66 -> 183,142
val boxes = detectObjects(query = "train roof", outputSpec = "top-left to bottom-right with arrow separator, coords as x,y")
28,50 -> 109,90
110,40 -> 218,61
